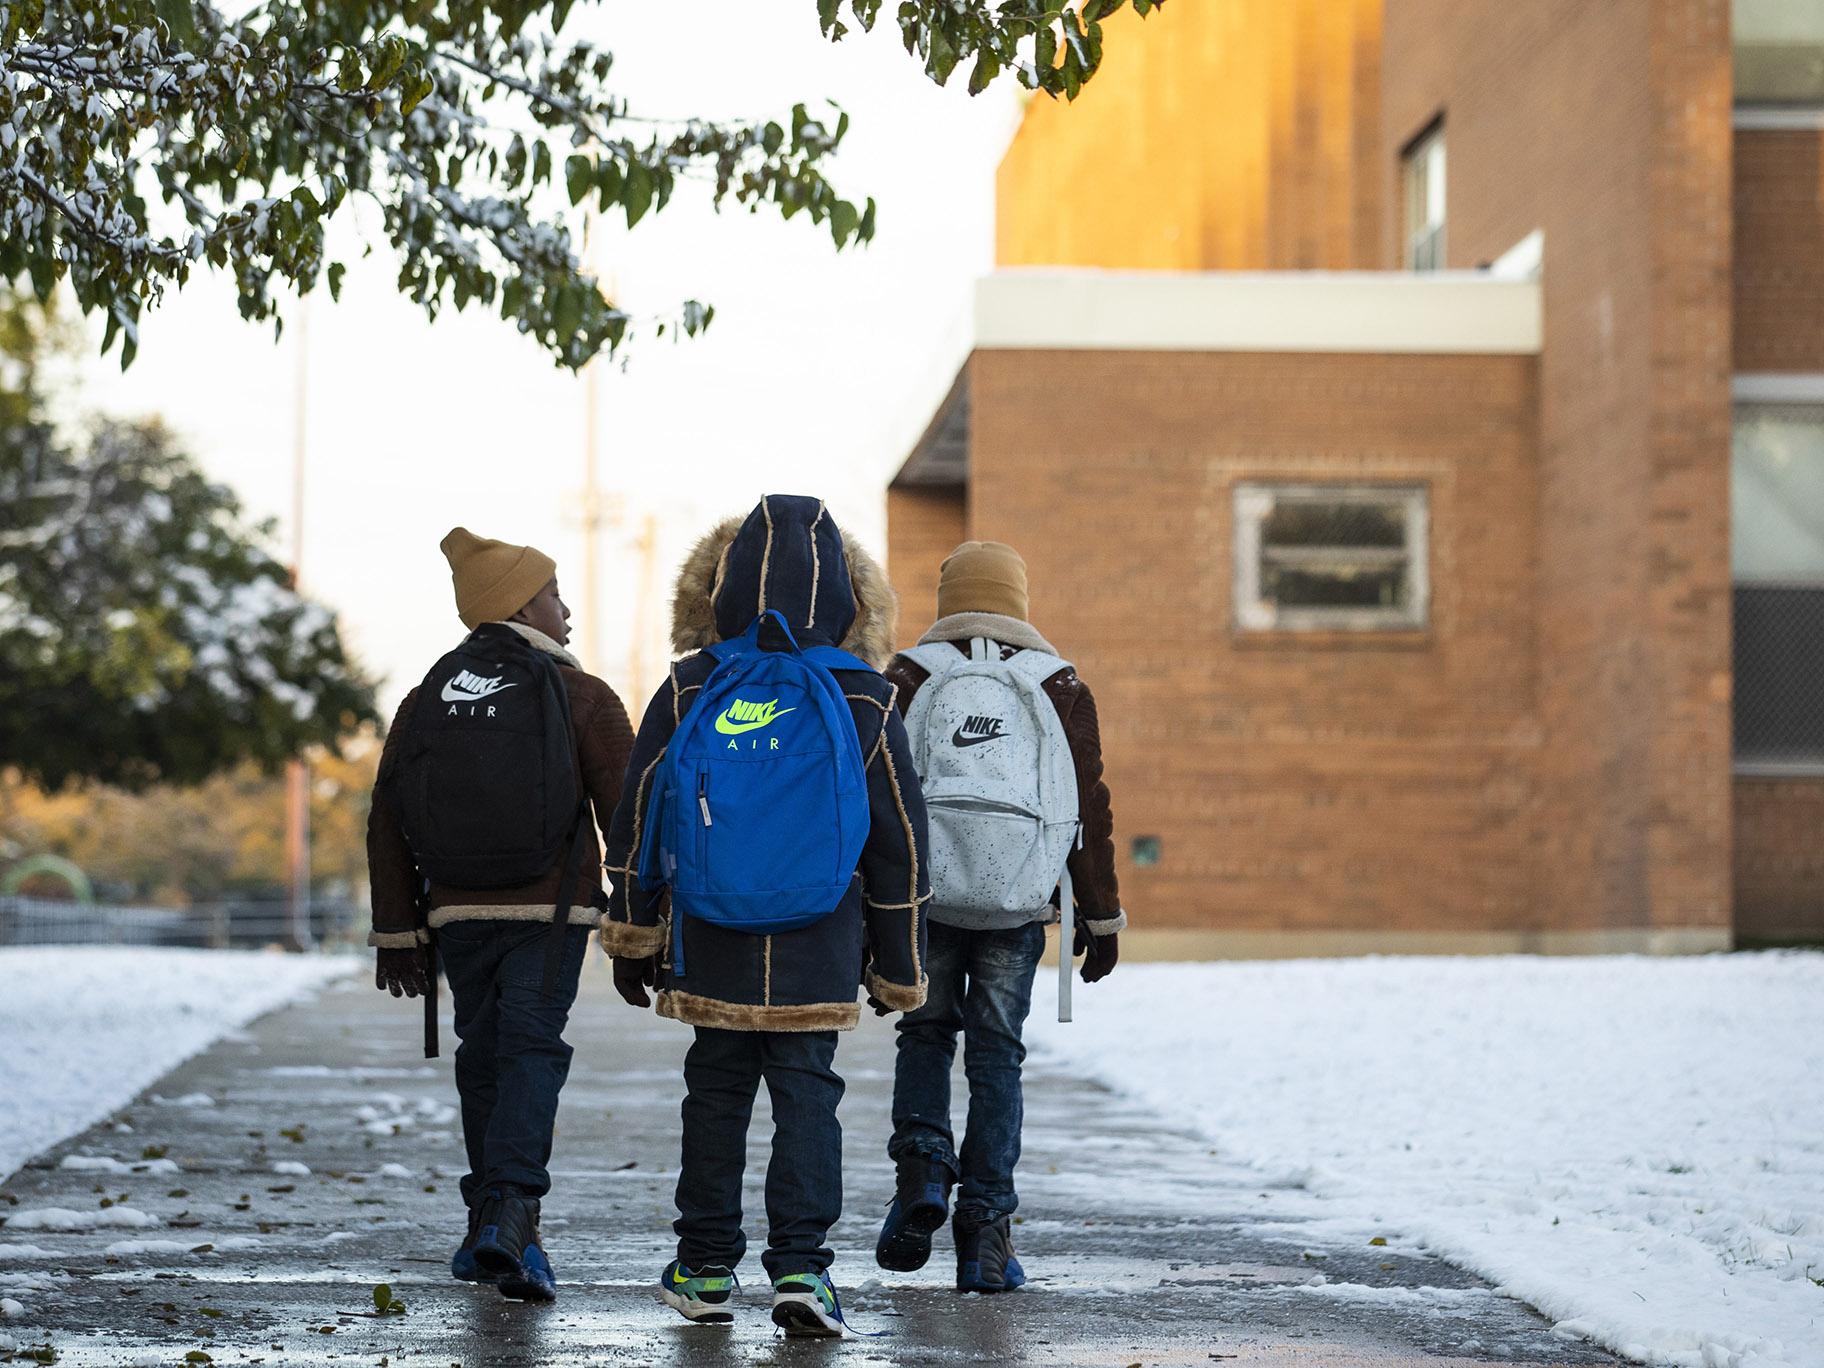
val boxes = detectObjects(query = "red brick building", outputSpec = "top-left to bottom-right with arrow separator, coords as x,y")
886,0 -> 1824,956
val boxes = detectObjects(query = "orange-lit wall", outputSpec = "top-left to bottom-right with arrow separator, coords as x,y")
995,0 -> 1383,271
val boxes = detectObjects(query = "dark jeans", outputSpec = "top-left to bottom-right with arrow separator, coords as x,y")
438,920 -> 590,1207
890,919 -> 1045,1226
674,1027 -> 844,1280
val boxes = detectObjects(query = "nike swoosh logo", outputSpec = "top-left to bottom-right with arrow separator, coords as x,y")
441,680 -> 517,703
952,728 -> 1004,747
715,707 -> 796,735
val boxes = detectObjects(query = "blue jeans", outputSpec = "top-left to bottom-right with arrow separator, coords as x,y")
438,920 -> 590,1206
675,1027 -> 844,1279
889,919 -> 1045,1226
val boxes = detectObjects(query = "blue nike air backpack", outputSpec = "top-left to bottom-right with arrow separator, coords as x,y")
638,610 -> 871,974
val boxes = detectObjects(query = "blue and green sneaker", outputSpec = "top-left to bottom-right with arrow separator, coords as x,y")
659,1259 -> 737,1324
770,1269 -> 846,1338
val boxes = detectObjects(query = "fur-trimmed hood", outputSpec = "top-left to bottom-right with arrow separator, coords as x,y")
670,495 -> 898,669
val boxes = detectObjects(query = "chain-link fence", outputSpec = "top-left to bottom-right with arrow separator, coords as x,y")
0,895 -> 368,950
1733,583 -> 1824,774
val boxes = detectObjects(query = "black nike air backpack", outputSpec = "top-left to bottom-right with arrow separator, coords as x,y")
389,625 -> 592,1050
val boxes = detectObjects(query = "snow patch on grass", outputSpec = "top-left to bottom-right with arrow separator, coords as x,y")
0,947 -> 358,1182
271,1160 -> 311,1177
1030,952 -> 1824,1368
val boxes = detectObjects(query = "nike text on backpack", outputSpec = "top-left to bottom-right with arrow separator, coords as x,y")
899,639 -> 1080,922
389,624 -> 595,1042
638,610 -> 871,974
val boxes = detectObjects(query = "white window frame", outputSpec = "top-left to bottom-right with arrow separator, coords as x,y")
1234,483 -> 1431,633
1403,122 -> 1446,272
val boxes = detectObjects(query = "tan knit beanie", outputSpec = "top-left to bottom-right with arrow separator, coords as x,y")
439,527 -> 557,630
937,541 -> 1029,621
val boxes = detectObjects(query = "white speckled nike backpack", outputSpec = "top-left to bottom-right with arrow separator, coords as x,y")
900,639 -> 1080,930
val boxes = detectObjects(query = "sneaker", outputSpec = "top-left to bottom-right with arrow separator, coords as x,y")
875,1156 -> 953,1272
471,1190 -> 557,1303
770,1270 -> 846,1338
450,1205 -> 498,1284
659,1259 -> 737,1324
954,1214 -> 1025,1294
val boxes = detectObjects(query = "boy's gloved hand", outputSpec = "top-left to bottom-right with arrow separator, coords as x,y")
1073,925 -> 1119,984
375,947 -> 428,999
612,954 -> 657,1008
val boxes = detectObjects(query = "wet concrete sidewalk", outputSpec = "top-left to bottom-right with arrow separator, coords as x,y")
0,959 -> 1615,1366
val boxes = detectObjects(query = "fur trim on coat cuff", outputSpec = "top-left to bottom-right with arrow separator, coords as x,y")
367,929 -> 428,949
864,970 -> 928,1013
656,989 -> 861,1033
598,919 -> 666,958
1082,909 -> 1127,936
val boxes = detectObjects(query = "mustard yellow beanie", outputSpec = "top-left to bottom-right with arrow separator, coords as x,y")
439,527 -> 557,630
937,541 -> 1028,621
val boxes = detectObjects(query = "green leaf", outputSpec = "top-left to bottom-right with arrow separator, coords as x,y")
927,26 -> 958,84
564,155 -> 592,206
552,285 -> 583,341
155,0 -> 196,46
185,1352 -> 213,1364
830,199 -> 860,248
594,160 -> 623,209
372,1283 -> 392,1312
400,72 -> 435,117
968,50 -> 1000,95
532,142 -> 552,186
817,0 -> 840,35
622,161 -> 654,229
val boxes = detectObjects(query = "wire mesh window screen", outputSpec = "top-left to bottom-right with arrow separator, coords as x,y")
1234,484 -> 1429,632
1733,400 -> 1824,771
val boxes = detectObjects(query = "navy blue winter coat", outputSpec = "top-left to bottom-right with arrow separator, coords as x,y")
599,495 -> 931,1031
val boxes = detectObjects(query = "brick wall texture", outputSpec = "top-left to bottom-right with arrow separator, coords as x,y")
1734,129 -> 1824,373
885,485 -> 966,652
967,349 -> 1542,933
1376,0 -> 1735,939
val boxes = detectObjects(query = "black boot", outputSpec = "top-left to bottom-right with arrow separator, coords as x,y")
954,1213 -> 1025,1293
875,1156 -> 953,1272
472,1190 -> 557,1303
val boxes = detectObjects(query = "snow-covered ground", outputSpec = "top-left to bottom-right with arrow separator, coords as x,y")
0,948 -> 358,1183
1031,952 -> 1824,1368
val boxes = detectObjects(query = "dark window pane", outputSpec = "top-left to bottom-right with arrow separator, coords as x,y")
1734,585 -> 1824,766
1262,562 -> 1408,610
1263,500 -> 1407,549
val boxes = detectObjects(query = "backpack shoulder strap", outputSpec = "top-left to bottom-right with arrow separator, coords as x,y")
900,642 -> 966,678
1002,648 -> 1072,686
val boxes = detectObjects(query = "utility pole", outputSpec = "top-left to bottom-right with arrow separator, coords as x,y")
629,512 -> 659,701
283,299 -> 314,953
577,207 -> 618,677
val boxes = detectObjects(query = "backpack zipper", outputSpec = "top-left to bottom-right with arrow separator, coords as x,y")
698,772 -> 712,826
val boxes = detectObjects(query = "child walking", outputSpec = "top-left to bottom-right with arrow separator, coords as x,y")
876,540 -> 1125,1292
599,494 -> 929,1337
366,528 -> 633,1302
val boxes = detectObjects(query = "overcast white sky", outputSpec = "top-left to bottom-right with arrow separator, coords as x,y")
66,5 -> 1023,713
